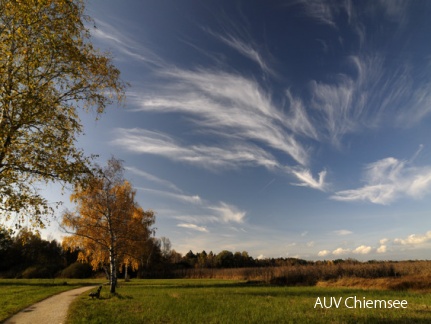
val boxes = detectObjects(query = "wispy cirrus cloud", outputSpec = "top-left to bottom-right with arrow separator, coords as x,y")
208,202 -> 246,224
169,202 -> 247,225
294,0 -> 340,27
91,19 -> 165,68
96,11 -> 431,199
126,166 -> 182,193
177,223 -> 209,233
113,128 -> 327,191
297,0 -> 409,31
333,229 -> 353,236
376,0 -> 409,22
131,68 -> 315,166
308,54 -> 394,146
331,152 -> 431,204
133,175 -> 247,226
395,81 -> 431,126
290,168 -> 327,191
208,30 -> 276,76
122,65 -> 329,190
113,128 -> 279,170
136,187 -> 202,205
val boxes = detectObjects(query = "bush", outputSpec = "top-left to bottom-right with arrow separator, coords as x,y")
22,265 -> 59,278
60,262 -> 93,278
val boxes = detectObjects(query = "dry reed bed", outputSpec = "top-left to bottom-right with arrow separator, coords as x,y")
171,261 -> 431,290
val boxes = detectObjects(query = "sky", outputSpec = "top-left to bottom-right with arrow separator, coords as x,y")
41,0 -> 431,260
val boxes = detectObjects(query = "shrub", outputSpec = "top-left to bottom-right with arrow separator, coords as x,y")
60,262 -> 93,278
22,265 -> 59,278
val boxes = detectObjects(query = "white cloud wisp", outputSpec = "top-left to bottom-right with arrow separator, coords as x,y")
331,155 -> 431,204
177,223 -> 209,233
113,128 -> 279,171
132,68 -> 315,166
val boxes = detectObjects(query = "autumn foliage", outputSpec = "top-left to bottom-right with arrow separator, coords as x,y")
62,158 -> 155,292
0,0 -> 126,227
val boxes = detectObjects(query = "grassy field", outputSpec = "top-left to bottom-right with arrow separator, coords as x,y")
66,279 -> 431,323
0,279 -> 102,322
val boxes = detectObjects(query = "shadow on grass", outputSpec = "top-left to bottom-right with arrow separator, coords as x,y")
123,281 -> 330,298
353,318 -> 431,323
131,280 -> 325,290
92,293 -> 133,300
0,280 -> 100,287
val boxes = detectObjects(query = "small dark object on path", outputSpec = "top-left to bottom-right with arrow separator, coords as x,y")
89,286 -> 102,299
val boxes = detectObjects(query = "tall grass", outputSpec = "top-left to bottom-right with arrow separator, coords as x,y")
167,261 -> 431,290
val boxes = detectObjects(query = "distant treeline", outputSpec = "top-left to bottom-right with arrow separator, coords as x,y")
0,227 -> 79,279
2,226 -> 430,289
170,249 -> 311,269
0,227 -> 166,279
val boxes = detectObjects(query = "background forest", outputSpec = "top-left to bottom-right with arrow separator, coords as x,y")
2,225 -> 431,292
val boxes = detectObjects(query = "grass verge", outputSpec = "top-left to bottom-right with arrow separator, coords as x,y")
67,279 -> 431,323
0,279 -> 102,322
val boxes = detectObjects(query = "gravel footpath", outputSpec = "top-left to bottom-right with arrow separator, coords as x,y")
4,286 -> 96,324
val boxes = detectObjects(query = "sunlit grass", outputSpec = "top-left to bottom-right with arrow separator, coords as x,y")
67,279 -> 431,323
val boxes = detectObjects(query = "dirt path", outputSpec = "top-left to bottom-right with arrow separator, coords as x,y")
4,286 -> 96,324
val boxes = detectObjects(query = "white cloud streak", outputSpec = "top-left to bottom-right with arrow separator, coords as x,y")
136,187 -> 202,205
295,0 -> 340,27
125,67 -> 327,189
331,155 -> 431,204
113,128 -> 279,170
131,68 -> 315,166
135,181 -> 247,225
333,229 -> 353,236
91,19 -> 165,68
175,202 -> 246,225
113,128 -> 327,191
177,223 -> 209,233
209,30 -> 276,76
126,166 -> 182,193
208,202 -> 246,224
98,9 -> 431,199
290,168 -> 327,191
308,55 -> 391,146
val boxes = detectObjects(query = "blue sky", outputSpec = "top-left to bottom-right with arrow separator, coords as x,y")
43,0 -> 431,260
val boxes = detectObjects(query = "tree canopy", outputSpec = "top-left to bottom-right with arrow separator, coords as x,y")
62,158 -> 155,293
0,0 -> 126,227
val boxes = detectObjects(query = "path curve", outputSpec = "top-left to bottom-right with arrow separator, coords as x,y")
4,286 -> 97,324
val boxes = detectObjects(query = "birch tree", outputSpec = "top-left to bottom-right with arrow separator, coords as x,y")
0,0 -> 126,227
62,158 -> 155,293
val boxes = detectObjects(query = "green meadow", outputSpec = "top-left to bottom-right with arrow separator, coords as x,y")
1,279 -> 430,323
67,279 -> 431,323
